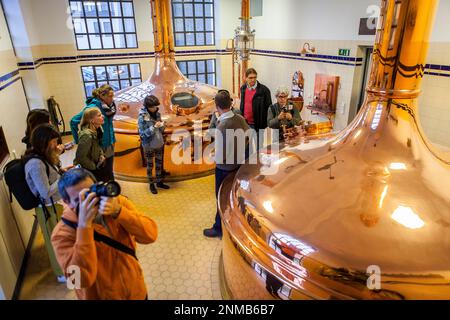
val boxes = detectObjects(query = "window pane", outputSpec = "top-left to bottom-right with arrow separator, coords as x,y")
188,61 -> 196,73
110,2 -> 122,16
82,66 -> 94,81
197,60 -> 205,73
194,4 -> 203,16
107,65 -> 118,79
207,74 -> 215,85
97,2 -> 109,17
118,65 -> 129,79
122,2 -> 133,17
173,4 -> 183,17
195,18 -> 204,31
198,74 -> 206,83
174,18 -> 184,32
205,4 -> 213,17
184,4 -> 194,16
114,34 -> 126,48
95,66 -> 107,80
98,81 -> 107,87
120,80 -> 131,88
102,34 -> 114,48
177,61 -> 187,74
112,18 -> 124,32
100,19 -> 112,33
196,32 -> 204,45
76,34 -> 90,49
124,18 -> 135,32
86,19 -> 100,33
205,18 -> 213,31
186,33 -> 195,46
185,18 -> 194,31
89,34 -> 102,49
175,33 -> 185,46
188,75 -> 197,81
109,80 -> 120,91
126,34 -> 137,47
84,2 -> 97,17
73,18 -> 87,33
207,59 -> 215,72
205,32 -> 214,45
70,1 -> 83,17
85,82 -> 96,97
130,64 -> 140,78
131,79 -> 141,86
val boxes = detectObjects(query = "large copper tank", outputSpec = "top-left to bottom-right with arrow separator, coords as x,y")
219,0 -> 450,299
112,0 -> 227,181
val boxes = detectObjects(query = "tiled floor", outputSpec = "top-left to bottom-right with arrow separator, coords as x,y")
18,173 -> 223,300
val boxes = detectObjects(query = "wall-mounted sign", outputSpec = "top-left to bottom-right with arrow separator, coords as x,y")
359,18 -> 378,35
338,49 -> 351,57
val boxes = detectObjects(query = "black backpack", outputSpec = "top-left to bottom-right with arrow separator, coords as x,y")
3,155 -> 50,210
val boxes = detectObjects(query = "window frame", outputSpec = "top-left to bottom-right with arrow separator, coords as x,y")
81,62 -> 142,97
171,0 -> 215,47
176,58 -> 216,86
69,0 -> 139,50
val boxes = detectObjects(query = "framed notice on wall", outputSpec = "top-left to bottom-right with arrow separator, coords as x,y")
0,127 -> 10,166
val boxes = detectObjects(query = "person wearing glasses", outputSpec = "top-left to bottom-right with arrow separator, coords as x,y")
267,86 -> 302,142
239,68 -> 272,150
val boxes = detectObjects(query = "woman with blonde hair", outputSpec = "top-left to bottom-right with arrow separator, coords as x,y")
74,107 -> 106,181
70,84 -> 116,181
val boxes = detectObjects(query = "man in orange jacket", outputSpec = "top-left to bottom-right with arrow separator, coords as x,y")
51,168 -> 158,300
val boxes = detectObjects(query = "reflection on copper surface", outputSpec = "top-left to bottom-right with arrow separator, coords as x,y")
391,206 -> 425,229
220,0 -> 450,300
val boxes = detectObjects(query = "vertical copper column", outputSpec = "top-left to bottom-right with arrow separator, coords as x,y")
368,0 -> 437,99
240,0 -> 250,82
150,0 -> 175,55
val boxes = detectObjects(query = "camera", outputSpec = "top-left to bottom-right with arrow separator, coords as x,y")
281,103 -> 294,113
86,181 -> 121,198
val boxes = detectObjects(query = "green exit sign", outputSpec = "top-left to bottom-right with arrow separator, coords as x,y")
339,49 -> 351,57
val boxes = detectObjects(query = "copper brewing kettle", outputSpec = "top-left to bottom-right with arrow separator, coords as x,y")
219,0 -> 450,300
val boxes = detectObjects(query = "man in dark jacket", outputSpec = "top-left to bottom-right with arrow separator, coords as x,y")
239,68 -> 272,151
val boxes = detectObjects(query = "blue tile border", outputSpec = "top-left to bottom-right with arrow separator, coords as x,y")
12,48 -> 450,78
17,49 -> 231,70
0,69 -> 20,83
0,74 -> 21,92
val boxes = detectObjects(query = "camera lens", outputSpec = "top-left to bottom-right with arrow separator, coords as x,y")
105,181 -> 121,197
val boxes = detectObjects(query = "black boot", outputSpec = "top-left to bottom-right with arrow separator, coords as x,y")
149,183 -> 158,194
156,182 -> 170,189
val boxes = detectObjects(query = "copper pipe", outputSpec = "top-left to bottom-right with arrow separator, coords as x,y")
240,0 -> 250,83
232,50 -> 236,95
237,62 -> 241,97
150,0 -> 174,54
368,0 -> 436,99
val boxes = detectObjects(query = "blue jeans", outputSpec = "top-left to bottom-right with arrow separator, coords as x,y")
212,167 -> 239,232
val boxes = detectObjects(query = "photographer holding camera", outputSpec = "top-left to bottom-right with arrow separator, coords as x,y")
267,86 -> 302,142
51,168 -> 158,300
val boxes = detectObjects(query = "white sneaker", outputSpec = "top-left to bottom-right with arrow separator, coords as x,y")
57,275 -> 66,283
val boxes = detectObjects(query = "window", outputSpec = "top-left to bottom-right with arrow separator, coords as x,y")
172,0 -> 215,46
177,59 -> 216,85
69,0 -> 138,50
81,63 -> 141,97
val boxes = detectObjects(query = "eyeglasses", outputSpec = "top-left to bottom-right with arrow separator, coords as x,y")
277,95 -> 288,99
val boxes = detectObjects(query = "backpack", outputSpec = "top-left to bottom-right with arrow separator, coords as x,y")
3,155 -> 50,210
